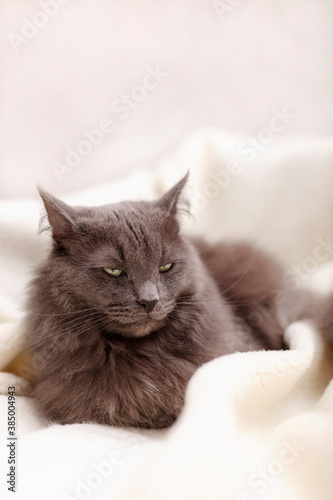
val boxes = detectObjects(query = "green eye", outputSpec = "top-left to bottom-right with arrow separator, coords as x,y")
159,263 -> 173,273
104,268 -> 125,277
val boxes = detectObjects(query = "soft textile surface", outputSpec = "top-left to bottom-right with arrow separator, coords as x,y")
1,130 -> 333,499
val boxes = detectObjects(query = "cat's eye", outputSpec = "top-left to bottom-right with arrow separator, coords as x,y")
159,263 -> 173,273
104,268 -> 125,277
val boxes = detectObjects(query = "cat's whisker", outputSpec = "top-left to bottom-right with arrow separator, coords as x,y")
28,310 -> 101,340
23,306 -> 97,317
175,278 -> 276,305
21,311 -> 104,355
176,298 -> 271,307
167,309 -> 199,323
37,317 -> 109,373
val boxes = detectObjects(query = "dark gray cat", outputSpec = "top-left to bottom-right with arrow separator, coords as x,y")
25,174 -> 303,428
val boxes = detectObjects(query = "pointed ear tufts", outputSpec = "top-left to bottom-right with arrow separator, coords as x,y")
37,186 -> 76,240
157,172 -> 190,217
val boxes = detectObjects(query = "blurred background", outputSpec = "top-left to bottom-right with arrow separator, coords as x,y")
1,0 -> 333,199
1,4 -> 333,499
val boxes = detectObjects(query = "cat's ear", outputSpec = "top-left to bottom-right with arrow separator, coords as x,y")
37,187 -> 76,240
157,172 -> 189,217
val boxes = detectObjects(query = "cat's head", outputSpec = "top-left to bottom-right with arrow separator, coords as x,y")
38,173 -> 196,337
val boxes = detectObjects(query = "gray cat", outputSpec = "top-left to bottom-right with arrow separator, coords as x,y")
25,174 -> 306,428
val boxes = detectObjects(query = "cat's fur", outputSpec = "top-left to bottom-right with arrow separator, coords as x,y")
318,293 -> 333,349
26,174 -> 301,428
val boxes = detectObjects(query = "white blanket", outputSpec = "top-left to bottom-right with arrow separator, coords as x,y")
1,130 -> 333,500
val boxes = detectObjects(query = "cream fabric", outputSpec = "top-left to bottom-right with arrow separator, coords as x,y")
0,131 -> 333,500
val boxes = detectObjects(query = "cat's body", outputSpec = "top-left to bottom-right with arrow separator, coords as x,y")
26,175 -> 298,428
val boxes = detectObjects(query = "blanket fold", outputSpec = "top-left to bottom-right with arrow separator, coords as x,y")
1,131 -> 333,499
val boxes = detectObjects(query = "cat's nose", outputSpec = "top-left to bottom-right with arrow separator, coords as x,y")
139,298 -> 159,313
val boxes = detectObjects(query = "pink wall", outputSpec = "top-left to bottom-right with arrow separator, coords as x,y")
1,0 -> 332,198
